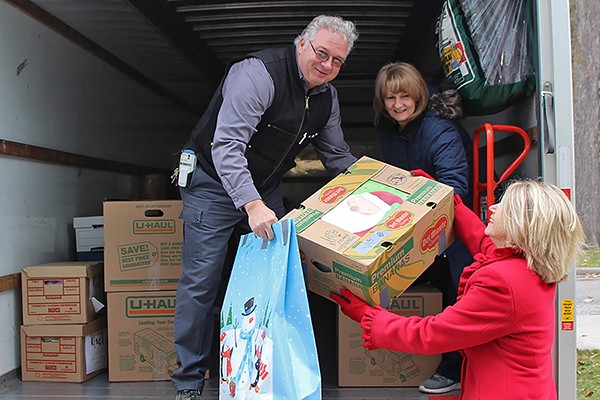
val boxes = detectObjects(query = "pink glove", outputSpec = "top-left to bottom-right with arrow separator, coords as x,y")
454,194 -> 464,207
330,288 -> 372,323
410,169 -> 435,180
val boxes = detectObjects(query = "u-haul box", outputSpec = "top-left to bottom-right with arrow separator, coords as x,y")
338,284 -> 442,386
107,291 -> 177,382
103,200 -> 183,292
285,156 -> 454,306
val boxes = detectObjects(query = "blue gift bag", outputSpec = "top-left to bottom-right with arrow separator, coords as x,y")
219,219 -> 321,400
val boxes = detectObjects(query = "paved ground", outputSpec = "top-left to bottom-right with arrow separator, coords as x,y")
576,268 -> 600,350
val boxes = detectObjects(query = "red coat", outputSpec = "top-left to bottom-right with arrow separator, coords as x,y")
362,201 -> 557,400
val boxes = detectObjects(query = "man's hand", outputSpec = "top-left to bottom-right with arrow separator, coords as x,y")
330,288 -> 372,323
244,199 -> 277,241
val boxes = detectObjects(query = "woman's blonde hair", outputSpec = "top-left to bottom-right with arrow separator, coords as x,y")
373,62 -> 429,125
500,180 -> 586,283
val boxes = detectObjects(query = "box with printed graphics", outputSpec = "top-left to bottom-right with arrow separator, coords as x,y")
107,291 -> 176,382
338,284 -> 442,386
284,156 -> 454,306
103,200 -> 183,292
20,317 -> 107,383
21,261 -> 104,325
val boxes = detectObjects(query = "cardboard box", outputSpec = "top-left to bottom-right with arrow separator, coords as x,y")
103,200 -> 183,292
74,216 -> 104,261
338,284 -> 442,387
107,291 -> 177,382
286,156 -> 454,305
21,261 -> 105,325
20,317 -> 107,383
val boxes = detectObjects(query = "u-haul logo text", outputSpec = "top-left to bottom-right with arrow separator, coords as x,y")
388,296 -> 425,317
133,220 -> 176,234
126,295 -> 176,318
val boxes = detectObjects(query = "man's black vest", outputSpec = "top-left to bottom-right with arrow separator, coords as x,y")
185,45 -> 332,191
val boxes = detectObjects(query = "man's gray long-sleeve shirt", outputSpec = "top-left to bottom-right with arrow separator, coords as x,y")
212,57 -> 357,210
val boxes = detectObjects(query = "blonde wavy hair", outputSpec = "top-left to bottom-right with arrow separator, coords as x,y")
500,180 -> 586,283
373,62 -> 429,125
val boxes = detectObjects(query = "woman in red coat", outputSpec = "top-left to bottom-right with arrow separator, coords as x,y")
331,179 -> 585,400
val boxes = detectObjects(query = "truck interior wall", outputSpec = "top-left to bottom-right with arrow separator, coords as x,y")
0,1 -> 197,376
0,1 -> 196,170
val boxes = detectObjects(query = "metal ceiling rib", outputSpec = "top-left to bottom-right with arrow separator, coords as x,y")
23,0 -> 444,117
168,0 -> 415,84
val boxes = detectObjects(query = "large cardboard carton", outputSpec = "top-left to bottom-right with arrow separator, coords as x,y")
20,317 -> 107,383
338,284 -> 442,387
21,261 -> 104,325
103,200 -> 183,292
74,216 -> 104,261
107,291 -> 177,382
286,156 -> 454,305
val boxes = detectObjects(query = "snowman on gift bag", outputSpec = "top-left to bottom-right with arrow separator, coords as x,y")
220,297 -> 272,399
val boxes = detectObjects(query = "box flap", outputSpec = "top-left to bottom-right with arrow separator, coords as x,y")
22,262 -> 103,278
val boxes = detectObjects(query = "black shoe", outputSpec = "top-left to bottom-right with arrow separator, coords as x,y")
175,389 -> 202,400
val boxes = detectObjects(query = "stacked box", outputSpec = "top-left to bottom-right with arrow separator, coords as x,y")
285,156 -> 455,306
103,200 -> 183,292
103,200 -> 183,382
21,262 -> 105,325
21,317 -> 107,383
74,216 -> 104,261
20,261 -> 108,382
106,291 -> 177,382
338,284 -> 442,387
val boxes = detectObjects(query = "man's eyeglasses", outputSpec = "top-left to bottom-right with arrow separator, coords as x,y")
309,42 -> 345,68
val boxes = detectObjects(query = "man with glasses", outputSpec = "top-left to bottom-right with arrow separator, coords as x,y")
171,15 -> 359,400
